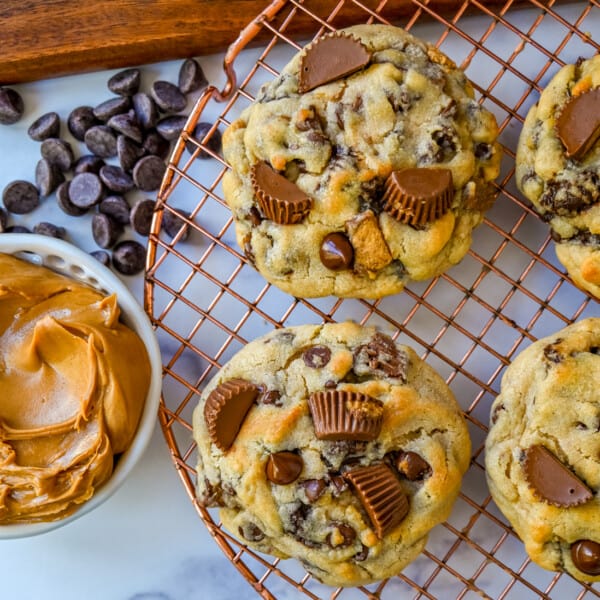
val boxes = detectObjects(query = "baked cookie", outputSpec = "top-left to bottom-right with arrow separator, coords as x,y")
193,321 -> 471,587
516,54 -> 600,298
222,24 -> 501,298
485,318 -> 600,582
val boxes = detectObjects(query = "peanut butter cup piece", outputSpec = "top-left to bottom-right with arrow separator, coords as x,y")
556,87 -> 600,159
204,379 -> 259,451
308,390 -> 383,441
251,161 -> 312,224
522,444 -> 592,507
266,451 -> 303,484
344,463 -> 409,538
298,32 -> 371,94
381,167 -> 453,226
571,540 -> 600,575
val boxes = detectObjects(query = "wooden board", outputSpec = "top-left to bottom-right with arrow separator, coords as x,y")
2,0 -> 508,84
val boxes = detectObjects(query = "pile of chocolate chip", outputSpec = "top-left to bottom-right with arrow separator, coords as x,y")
0,59 -> 222,275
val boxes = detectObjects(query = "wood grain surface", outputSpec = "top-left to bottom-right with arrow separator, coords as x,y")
2,0 -> 509,84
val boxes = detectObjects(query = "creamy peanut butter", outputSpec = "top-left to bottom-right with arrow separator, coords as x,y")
0,253 -> 150,523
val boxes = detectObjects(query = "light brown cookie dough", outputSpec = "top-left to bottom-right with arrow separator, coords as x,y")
516,54 -> 600,298
485,318 -> 600,582
222,24 -> 501,299
193,322 -> 471,587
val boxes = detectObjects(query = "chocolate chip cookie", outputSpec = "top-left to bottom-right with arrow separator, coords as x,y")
516,55 -> 600,298
222,24 -> 501,298
192,321 -> 471,587
485,318 -> 600,582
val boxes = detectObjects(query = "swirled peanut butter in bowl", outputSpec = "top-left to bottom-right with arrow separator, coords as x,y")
0,238 -> 160,532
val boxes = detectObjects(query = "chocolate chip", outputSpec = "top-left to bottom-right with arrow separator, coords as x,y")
151,81 -> 187,113
303,346 -> 331,368
107,68 -> 141,96
35,158 -> 64,197
543,341 -> 563,364
0,87 -> 24,125
571,540 -> 600,575
93,96 -> 131,121
112,240 -> 147,275
186,122 -> 222,158
99,164 -> 134,194
84,125 -> 118,158
130,198 -> 155,235
396,451 -> 431,481
142,130 -> 170,159
238,523 -> 265,543
474,142 -> 493,160
74,154 -> 105,175
68,172 -> 104,208
132,93 -> 158,130
68,106 -> 98,141
28,112 -> 60,141
302,479 -> 326,502
353,333 -> 408,381
257,389 -> 282,406
40,138 -> 75,172
354,544 -> 369,561
99,195 -> 130,225
320,232 -> 353,270
117,135 -> 145,172
178,58 -> 208,95
92,213 -> 122,249
5,225 -> 31,234
90,250 -> 110,267
133,155 -> 166,191
156,115 -> 188,141
266,451 -> 303,485
107,112 -> 143,144
326,523 -> 356,548
33,222 -> 65,239
2,180 -> 40,214
162,208 -> 191,240
56,181 -> 87,217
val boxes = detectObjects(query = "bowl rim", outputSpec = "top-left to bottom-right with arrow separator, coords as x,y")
0,234 -> 162,539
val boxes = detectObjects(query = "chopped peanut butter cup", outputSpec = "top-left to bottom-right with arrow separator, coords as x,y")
204,378 -> 259,451
522,444 -> 592,507
344,463 -> 409,538
556,87 -> 600,160
250,161 -> 312,224
381,167 -> 453,226
308,389 -> 383,441
298,32 -> 371,94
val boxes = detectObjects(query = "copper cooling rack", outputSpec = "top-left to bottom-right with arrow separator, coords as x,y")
144,1 -> 600,598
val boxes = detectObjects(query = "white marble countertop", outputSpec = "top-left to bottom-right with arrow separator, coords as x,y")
0,3 -> 599,599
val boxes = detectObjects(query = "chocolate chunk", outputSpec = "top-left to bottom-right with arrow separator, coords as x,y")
33,222 -> 65,239
0,87 -> 24,124
130,199 -> 156,236
308,390 -> 384,441
522,445 -> 592,507
35,158 -> 64,197
143,130 -> 171,159
156,115 -> 188,141
298,32 -> 371,93
396,451 -> 431,481
151,81 -> 187,113
99,164 -> 134,194
92,213 -> 122,249
345,463 -> 408,538
108,112 -> 143,144
133,155 -> 166,191
302,479 -> 326,502
108,68 -> 141,96
56,181 -> 87,217
204,379 -> 259,451
68,106 -> 98,141
111,240 -> 146,275
28,112 -> 60,141
303,346 -> 332,368
74,154 -> 105,175
320,232 -> 353,270
99,195 -> 131,225
117,135 -> 145,172
382,168 -> 453,226
186,122 -> 222,158
90,250 -> 110,267
162,208 -> 191,240
93,96 -> 131,121
571,540 -> 600,575
326,523 -> 356,548
353,332 -> 408,381
41,138 -> 75,172
556,88 -> 600,159
69,172 -> 104,208
238,523 -> 265,543
2,180 -> 39,214
84,125 -> 118,158
266,451 -> 304,484
178,58 -> 208,95
329,473 -> 349,496
251,161 -> 312,224
132,92 -> 159,130
257,389 -> 282,406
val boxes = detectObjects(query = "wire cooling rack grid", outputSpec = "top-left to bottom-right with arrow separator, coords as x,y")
145,1 -> 600,598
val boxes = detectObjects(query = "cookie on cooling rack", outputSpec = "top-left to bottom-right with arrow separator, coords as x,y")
222,24 -> 501,298
516,54 -> 600,298
485,317 -> 600,583
192,321 -> 471,587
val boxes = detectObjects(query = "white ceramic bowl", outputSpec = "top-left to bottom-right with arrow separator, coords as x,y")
0,234 -> 162,538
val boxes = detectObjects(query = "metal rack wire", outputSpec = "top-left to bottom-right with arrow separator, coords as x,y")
145,1 -> 600,598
